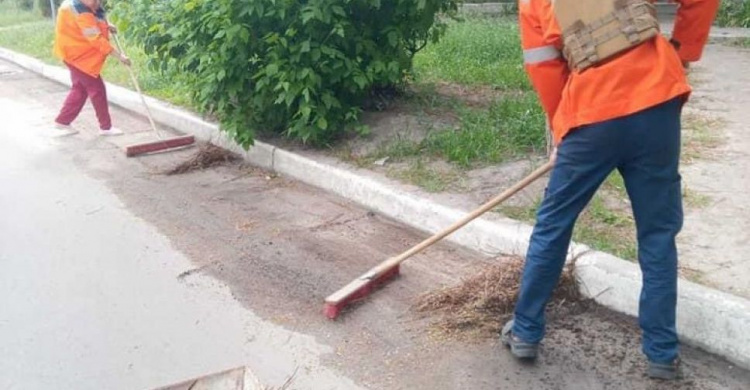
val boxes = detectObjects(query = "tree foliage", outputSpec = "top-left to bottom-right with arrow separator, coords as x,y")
112,0 -> 460,147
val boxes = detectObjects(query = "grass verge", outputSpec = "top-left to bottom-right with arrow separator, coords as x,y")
682,111 -> 724,163
0,2 -> 44,28
715,0 -> 750,28
413,18 -> 529,90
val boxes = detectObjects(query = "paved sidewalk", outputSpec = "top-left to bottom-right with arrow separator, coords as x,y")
661,23 -> 750,40
676,44 -> 750,299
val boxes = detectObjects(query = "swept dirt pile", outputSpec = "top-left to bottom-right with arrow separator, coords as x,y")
166,144 -> 240,175
414,256 -> 581,340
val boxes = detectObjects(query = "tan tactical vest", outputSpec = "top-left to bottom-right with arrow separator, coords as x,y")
554,0 -> 660,71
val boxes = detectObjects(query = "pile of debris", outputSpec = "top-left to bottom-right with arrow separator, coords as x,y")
414,256 -> 581,340
166,144 -> 240,175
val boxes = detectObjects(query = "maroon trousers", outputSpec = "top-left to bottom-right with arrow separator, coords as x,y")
55,63 -> 112,130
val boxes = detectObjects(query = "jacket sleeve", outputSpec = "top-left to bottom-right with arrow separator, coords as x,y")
671,0 -> 720,62
519,0 -> 569,123
75,12 -> 113,55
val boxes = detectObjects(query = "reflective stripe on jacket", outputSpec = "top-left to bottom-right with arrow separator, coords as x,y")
53,0 -> 113,77
519,0 -> 719,144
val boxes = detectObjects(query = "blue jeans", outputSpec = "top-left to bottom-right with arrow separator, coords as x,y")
512,97 -> 684,364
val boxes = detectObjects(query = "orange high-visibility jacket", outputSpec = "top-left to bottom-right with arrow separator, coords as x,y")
519,0 -> 719,144
53,0 -> 113,77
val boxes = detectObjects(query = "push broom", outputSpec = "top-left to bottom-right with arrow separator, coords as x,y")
111,33 -> 195,157
323,160 -> 554,319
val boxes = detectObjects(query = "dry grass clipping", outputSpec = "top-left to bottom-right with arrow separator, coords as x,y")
414,256 -> 581,340
166,144 -> 240,175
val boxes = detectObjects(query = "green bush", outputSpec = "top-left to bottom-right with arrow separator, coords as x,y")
716,0 -> 750,27
112,0 -> 459,148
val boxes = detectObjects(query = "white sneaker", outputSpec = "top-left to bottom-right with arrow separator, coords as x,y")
51,123 -> 79,137
99,127 -> 124,136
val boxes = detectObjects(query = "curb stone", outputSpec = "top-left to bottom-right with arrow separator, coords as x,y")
3,47 -> 749,370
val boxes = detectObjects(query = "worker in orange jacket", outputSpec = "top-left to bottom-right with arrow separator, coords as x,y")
502,0 -> 719,380
51,0 -> 130,137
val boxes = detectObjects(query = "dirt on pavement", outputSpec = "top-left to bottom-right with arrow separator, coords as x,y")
2,57 -> 749,390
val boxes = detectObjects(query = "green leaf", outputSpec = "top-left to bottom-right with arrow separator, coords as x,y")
300,105 -> 312,121
353,75 -> 368,89
266,63 -> 279,76
332,6 -> 346,17
301,40 -> 311,53
387,31 -> 398,47
317,117 -> 328,130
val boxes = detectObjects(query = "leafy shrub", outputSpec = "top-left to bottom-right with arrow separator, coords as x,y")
112,0 -> 460,147
716,0 -> 750,27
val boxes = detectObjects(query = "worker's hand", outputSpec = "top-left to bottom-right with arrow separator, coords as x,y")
108,24 -> 118,34
118,54 -> 131,67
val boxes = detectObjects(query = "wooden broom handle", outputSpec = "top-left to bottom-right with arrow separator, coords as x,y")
363,160 -> 554,279
111,33 -> 162,139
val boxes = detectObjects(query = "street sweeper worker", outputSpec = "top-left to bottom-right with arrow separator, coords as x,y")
502,0 -> 718,380
51,0 -> 130,137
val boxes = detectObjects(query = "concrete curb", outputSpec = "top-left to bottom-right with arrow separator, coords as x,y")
3,47 -> 749,370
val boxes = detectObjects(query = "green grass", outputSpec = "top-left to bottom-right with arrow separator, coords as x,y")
500,175 -> 638,262
388,159 -> 462,193
401,17 -> 546,168
0,1 -> 45,28
422,92 -> 546,167
683,185 -> 711,208
0,21 -> 193,107
413,18 -> 529,90
716,0 -> 750,28
354,93 -> 546,169
0,21 -> 55,61
682,112 -> 724,162
574,195 -> 637,261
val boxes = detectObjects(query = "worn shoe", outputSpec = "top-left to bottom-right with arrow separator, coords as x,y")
99,127 -> 124,136
648,358 -> 683,380
501,320 -> 539,360
51,123 -> 79,137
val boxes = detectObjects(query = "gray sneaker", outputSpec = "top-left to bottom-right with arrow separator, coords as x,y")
501,320 -> 539,360
648,358 -> 683,380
